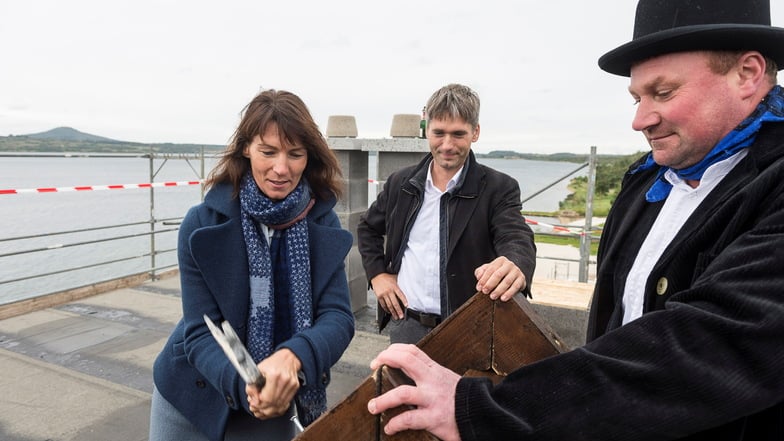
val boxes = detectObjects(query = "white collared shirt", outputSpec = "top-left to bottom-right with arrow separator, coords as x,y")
622,149 -> 748,324
397,163 -> 464,315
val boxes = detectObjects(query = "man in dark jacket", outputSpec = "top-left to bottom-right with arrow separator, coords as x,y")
366,1 -> 784,440
357,83 -> 536,344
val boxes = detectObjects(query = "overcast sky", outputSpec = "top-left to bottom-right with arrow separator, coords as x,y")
3,1 -> 784,155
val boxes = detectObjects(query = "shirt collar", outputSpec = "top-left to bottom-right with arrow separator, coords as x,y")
664,149 -> 748,190
426,160 -> 465,193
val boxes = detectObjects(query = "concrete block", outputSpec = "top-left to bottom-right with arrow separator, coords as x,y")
390,114 -> 420,138
330,149 -> 368,213
328,137 -> 364,151
529,303 -> 588,349
377,151 -> 428,181
327,115 -> 358,138
336,211 -> 365,240
345,247 -> 368,313
528,279 -> 595,349
361,138 -> 430,153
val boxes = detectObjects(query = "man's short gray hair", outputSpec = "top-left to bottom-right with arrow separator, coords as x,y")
425,84 -> 480,128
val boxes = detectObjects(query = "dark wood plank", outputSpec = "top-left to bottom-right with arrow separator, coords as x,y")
294,292 -> 567,441
491,294 -> 568,375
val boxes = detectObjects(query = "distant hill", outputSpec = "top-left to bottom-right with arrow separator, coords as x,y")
476,150 -> 644,164
0,127 -> 225,154
478,150 -> 589,163
25,126 -> 122,143
2,128 -> 633,161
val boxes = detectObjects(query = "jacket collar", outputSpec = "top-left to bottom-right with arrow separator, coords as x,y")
203,182 -> 240,218
404,150 -> 482,197
746,120 -> 784,170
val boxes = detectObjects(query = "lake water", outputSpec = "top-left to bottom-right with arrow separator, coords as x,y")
368,155 -> 585,213
0,154 -> 585,304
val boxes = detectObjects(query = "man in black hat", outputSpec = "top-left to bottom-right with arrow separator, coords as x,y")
365,1 -> 784,440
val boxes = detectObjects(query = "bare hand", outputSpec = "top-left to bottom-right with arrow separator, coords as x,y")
371,273 -> 408,320
246,348 -> 302,419
474,256 -> 526,301
367,344 -> 461,441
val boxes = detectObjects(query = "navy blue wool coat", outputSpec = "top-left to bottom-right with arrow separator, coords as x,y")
153,183 -> 354,441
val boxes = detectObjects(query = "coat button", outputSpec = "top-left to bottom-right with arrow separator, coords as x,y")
225,396 -> 235,407
195,380 -> 206,389
321,372 -> 329,385
656,277 -> 668,295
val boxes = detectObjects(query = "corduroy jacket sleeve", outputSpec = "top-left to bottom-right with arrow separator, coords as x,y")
452,138 -> 784,441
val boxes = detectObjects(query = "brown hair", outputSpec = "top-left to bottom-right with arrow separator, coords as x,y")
706,50 -> 778,84
206,89 -> 343,200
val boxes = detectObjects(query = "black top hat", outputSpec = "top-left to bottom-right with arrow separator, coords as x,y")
598,0 -> 784,76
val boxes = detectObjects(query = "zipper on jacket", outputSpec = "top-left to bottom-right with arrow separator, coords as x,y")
390,186 -> 422,272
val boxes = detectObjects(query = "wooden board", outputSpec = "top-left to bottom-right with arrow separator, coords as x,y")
294,292 -> 568,441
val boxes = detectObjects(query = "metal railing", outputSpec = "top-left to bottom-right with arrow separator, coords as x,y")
0,219 -> 180,284
522,146 -> 600,283
0,149 -> 207,308
0,146 -> 600,312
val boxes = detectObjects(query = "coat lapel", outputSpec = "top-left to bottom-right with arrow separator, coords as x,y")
446,195 -> 479,258
446,155 -> 482,259
190,216 -> 251,330
597,169 -> 662,272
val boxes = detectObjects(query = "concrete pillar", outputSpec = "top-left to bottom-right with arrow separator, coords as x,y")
328,134 -> 369,313
327,115 -> 430,313
364,138 -> 430,182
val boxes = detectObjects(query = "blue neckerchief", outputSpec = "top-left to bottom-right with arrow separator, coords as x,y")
631,85 -> 784,202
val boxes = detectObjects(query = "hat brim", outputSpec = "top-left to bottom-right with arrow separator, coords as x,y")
598,24 -> 784,76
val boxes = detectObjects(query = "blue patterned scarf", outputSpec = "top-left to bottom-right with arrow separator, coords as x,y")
631,85 -> 784,202
239,171 -> 325,425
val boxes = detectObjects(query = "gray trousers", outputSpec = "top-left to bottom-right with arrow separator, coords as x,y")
388,316 -> 433,344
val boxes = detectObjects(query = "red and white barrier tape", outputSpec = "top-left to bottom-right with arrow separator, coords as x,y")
368,179 -> 584,235
0,180 -> 203,195
524,218 -> 585,236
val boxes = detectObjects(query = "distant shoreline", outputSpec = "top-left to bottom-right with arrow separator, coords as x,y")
0,136 -> 630,163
